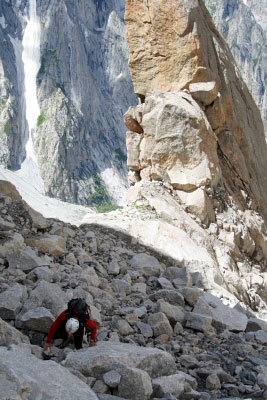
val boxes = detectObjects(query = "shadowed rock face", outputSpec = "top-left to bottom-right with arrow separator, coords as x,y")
124,0 -> 267,222
0,1 -> 137,206
204,0 -> 267,134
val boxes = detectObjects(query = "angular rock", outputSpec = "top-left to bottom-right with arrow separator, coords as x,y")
177,188 -> 215,225
103,370 -> 121,388
152,373 -> 188,398
126,131 -> 142,171
7,248 -> 47,272
193,293 -> 248,332
21,280 -> 69,317
255,330 -> 267,345
25,234 -> 67,257
0,283 -> 27,320
137,321 -> 153,338
16,306 -> 55,333
206,374 -> 221,390
115,364 -> 153,400
189,81 -> 219,106
0,215 -> 15,230
147,312 -> 173,338
0,317 -> 30,347
64,342 -> 176,379
0,232 -> 24,257
149,289 -> 185,307
129,253 -> 164,277
180,287 -> 204,306
0,346 -> 99,400
185,312 -> 213,333
156,300 -> 185,325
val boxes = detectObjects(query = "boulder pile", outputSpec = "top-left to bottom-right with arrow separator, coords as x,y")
1,180 -> 267,399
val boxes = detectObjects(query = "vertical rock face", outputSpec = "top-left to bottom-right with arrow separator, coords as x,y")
35,0 -> 137,205
0,1 -> 27,169
125,0 -> 267,223
0,0 -> 137,206
204,0 -> 267,134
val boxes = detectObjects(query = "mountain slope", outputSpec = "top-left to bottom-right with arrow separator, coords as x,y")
0,0 -> 137,207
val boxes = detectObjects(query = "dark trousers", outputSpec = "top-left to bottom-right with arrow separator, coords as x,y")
54,323 -> 85,349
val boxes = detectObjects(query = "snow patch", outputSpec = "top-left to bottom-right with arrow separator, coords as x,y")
0,16 -> 6,29
100,168 -> 128,206
0,167 -> 94,226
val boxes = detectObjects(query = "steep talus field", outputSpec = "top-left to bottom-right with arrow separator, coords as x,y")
1,1 -> 267,398
1,179 -> 267,399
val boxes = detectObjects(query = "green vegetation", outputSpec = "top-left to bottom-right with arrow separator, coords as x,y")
95,204 -> 122,213
0,98 -> 7,113
209,3 -> 217,17
37,112 -> 46,126
90,174 -> 110,205
88,174 -> 122,213
4,122 -> 11,136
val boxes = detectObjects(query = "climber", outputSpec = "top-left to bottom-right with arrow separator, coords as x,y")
43,298 -> 98,352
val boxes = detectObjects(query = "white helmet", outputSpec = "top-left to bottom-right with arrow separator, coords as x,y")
65,318 -> 79,334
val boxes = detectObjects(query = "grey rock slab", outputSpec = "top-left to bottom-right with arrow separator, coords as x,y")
185,311 -> 213,333
179,286 -> 204,306
7,248 -> 47,272
0,232 -> 24,257
0,215 -> 15,230
0,283 -> 27,320
114,364 -> 153,400
147,311 -> 173,337
129,253 -> 164,277
156,300 -> 185,324
152,373 -> 187,398
255,330 -> 267,345
27,265 -> 54,282
157,276 -> 174,289
247,356 -> 267,367
25,234 -> 67,257
193,293 -> 248,332
149,289 -> 185,307
0,317 -> 30,346
98,396 -> 128,400
0,346 -> 99,400
137,321 -> 153,338
64,341 -> 176,379
103,370 -> 121,388
22,280 -> 69,317
16,306 -> 55,333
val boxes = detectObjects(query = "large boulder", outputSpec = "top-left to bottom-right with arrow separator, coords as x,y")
0,318 -> 30,347
0,346 -> 99,400
193,293 -> 248,332
125,0 -> 267,223
25,234 -> 67,257
0,284 -> 27,320
64,341 -> 176,379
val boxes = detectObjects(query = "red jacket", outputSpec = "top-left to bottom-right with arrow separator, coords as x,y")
46,310 -> 98,344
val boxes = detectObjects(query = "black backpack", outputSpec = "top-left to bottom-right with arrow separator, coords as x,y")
67,298 -> 90,326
